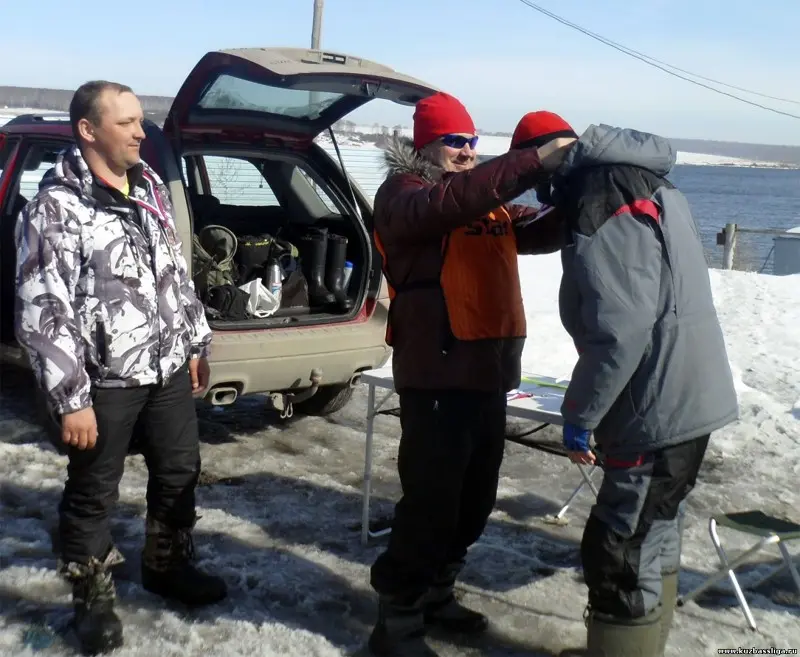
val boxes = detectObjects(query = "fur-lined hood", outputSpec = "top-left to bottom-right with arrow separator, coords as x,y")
383,134 -> 444,182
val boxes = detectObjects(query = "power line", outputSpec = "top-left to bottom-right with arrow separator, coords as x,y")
519,1 -> 800,106
515,0 -> 800,121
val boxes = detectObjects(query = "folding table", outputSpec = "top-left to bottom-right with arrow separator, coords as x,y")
358,366 -> 600,546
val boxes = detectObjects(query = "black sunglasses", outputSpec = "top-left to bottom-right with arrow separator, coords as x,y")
440,134 -> 479,150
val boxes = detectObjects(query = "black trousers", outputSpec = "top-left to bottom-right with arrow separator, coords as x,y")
370,389 -> 507,599
58,364 -> 201,565
581,434 -> 710,618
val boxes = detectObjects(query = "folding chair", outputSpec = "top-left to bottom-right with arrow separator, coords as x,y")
677,510 -> 800,631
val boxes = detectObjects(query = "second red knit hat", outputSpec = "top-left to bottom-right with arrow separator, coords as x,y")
510,111 -> 577,150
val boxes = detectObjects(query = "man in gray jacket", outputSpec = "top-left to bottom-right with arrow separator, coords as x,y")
15,81 -> 226,655
510,112 -> 739,656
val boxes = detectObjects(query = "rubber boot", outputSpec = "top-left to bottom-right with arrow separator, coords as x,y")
424,561 -> 488,634
59,547 -> 125,656
324,233 -> 354,313
657,571 -> 679,656
368,592 -> 437,656
141,515 -> 227,607
585,606 -> 662,657
299,228 -> 336,308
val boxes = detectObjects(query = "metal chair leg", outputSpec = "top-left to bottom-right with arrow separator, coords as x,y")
360,385 -> 395,546
708,518 -> 760,632
543,464 -> 599,526
778,541 -> 800,598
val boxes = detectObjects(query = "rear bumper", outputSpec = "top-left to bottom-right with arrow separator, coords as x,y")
204,301 -> 391,396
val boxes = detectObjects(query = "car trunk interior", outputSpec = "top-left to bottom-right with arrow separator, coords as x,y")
182,145 -> 373,330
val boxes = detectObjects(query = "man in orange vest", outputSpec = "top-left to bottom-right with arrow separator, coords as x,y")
367,92 -> 568,655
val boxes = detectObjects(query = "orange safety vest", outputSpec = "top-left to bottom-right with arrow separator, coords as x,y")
374,206 -> 527,352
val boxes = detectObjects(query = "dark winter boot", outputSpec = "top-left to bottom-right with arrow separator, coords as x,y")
140,516 -> 227,607
324,233 -> 354,312
299,228 -> 336,307
585,605 -> 662,657
423,561 -> 488,634
60,547 -> 125,655
368,592 -> 437,656
656,571 -> 679,656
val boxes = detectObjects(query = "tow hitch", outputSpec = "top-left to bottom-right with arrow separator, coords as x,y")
269,368 -> 323,419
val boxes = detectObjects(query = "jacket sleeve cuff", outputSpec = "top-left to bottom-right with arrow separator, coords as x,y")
190,343 -> 211,359
52,389 -> 93,416
560,396 -> 601,431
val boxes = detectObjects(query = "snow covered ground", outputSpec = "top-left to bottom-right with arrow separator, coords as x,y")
1,253 -> 799,656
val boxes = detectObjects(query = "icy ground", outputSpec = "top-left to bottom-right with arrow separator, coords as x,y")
1,253 -> 799,657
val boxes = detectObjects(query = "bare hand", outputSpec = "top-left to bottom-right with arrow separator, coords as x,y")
189,357 -> 210,394
538,140 -> 575,172
568,449 -> 596,465
62,407 -> 98,450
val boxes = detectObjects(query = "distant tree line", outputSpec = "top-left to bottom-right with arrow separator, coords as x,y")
0,86 -> 173,112
3,87 -> 798,165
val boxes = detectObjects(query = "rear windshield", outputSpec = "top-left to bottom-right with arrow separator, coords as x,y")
198,74 -> 344,121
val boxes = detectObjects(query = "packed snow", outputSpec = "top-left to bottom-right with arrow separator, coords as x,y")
1,251 -> 799,656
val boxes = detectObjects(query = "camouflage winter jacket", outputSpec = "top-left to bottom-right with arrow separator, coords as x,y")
14,145 -> 212,416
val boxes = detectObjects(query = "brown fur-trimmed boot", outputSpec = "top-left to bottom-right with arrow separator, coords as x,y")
140,515 -> 227,607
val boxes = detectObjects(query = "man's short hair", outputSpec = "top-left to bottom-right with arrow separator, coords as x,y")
69,80 -> 134,139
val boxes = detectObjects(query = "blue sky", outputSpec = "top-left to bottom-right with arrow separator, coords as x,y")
2,0 -> 799,145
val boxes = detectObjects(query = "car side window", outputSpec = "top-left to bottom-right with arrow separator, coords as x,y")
17,142 -> 66,201
0,140 -> 70,225
296,168 -> 338,213
202,155 -> 280,206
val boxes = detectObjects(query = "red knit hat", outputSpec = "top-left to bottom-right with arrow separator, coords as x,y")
510,111 -> 577,150
413,92 -> 476,151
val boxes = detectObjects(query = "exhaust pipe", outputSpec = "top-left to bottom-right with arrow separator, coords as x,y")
348,373 -> 362,388
207,385 -> 239,406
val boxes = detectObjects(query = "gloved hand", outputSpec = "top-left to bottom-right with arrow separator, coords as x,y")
563,422 -> 595,464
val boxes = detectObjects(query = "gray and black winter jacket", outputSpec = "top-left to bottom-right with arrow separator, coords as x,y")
14,145 -> 211,416
554,125 -> 739,456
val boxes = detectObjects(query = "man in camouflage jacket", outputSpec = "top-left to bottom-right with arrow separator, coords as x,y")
14,81 -> 226,655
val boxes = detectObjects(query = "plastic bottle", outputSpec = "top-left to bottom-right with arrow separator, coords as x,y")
342,261 -> 354,291
267,260 -> 283,305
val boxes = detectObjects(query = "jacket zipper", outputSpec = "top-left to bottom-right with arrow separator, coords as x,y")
118,204 -> 165,384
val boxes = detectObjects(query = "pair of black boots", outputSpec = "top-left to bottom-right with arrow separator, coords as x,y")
61,516 -> 227,655
369,561 -> 489,656
298,227 -> 354,313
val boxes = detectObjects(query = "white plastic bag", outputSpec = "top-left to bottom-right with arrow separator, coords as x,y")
238,279 -> 280,318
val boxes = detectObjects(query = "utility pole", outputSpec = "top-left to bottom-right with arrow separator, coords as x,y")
311,0 -> 324,49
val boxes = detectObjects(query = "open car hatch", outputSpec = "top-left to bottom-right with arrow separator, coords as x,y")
164,48 -> 439,141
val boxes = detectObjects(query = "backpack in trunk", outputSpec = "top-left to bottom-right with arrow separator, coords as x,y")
236,233 -> 300,283
192,225 -> 238,301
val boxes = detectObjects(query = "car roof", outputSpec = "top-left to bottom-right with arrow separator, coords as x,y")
2,113 -> 74,137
